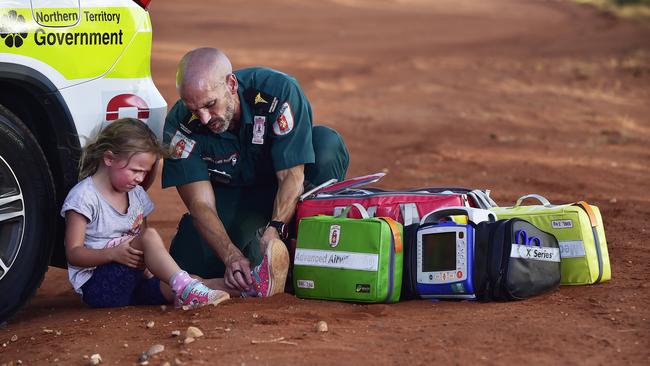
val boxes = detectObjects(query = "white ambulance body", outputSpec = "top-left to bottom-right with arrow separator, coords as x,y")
0,0 -> 166,321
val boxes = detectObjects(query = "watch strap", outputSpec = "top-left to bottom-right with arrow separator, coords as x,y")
267,220 -> 288,239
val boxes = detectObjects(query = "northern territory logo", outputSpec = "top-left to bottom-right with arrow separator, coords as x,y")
0,10 -> 28,48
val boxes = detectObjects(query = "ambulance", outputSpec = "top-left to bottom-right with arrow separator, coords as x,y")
0,0 -> 166,321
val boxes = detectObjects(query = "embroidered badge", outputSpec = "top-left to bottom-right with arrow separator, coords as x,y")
272,102 -> 294,136
170,130 -> 196,159
252,116 -> 266,145
329,224 -> 341,247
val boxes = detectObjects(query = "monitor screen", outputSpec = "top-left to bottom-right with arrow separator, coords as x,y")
422,232 -> 457,272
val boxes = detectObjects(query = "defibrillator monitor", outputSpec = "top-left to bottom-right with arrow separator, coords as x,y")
416,223 -> 476,299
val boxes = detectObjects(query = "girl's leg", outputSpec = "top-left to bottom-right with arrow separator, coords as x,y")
129,228 -> 180,302
132,228 -> 229,306
131,228 -> 181,280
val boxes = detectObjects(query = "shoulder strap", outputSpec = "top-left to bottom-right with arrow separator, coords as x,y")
573,201 -> 598,227
378,217 -> 403,254
473,222 -> 492,301
400,223 -> 421,300
573,201 -> 604,283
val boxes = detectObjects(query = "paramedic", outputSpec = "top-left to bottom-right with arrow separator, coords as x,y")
161,47 -> 349,292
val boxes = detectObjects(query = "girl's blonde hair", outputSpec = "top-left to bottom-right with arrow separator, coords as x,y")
79,118 -> 167,180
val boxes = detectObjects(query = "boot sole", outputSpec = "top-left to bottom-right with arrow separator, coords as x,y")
209,291 -> 231,306
267,238 -> 290,296
180,289 -> 230,310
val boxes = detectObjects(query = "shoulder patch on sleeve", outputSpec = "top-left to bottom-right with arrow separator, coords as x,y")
272,102 -> 294,136
170,130 -> 196,159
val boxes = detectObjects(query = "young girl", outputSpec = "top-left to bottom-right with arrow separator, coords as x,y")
61,118 -> 229,309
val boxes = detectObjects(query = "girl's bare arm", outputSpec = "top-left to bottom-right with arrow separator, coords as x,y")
64,211 -> 143,268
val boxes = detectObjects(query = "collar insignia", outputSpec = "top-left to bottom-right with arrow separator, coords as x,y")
254,92 -> 268,104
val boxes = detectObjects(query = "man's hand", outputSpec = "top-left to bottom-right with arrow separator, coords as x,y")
224,252 -> 253,292
260,226 -> 281,254
109,241 -> 144,268
178,181 -> 247,281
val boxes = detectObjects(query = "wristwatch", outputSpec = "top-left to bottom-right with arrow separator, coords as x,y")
266,220 -> 288,240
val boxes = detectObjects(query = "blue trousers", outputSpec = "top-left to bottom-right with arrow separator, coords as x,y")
81,263 -> 167,308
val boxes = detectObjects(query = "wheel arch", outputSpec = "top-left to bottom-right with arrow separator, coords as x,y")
0,63 -> 80,268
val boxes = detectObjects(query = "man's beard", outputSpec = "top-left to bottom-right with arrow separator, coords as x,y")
208,95 -> 235,134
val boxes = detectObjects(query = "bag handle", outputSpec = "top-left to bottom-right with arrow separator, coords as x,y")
378,217 -> 403,254
468,189 -> 498,208
400,203 -> 420,226
336,203 -> 370,219
421,206 -> 497,226
514,194 -> 553,208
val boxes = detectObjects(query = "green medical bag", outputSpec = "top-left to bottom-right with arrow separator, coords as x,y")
293,204 -> 403,303
491,195 -> 610,285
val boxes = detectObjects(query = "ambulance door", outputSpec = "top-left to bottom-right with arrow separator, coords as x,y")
26,0 -> 142,85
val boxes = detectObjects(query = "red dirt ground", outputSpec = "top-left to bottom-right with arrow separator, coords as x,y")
2,0 -> 650,364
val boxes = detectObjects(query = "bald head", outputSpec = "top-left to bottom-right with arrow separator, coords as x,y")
176,47 -> 233,96
175,48 -> 241,134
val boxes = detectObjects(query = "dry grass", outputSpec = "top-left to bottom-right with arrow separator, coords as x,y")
574,0 -> 650,19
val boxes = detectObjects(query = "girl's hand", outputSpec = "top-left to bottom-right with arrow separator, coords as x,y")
110,241 -> 144,268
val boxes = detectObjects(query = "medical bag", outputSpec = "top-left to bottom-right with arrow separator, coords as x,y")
294,173 -> 495,257
293,204 -> 403,303
407,207 -> 561,301
490,194 -> 610,285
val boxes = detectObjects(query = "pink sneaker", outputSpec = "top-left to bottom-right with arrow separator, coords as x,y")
176,280 -> 230,309
242,239 -> 289,297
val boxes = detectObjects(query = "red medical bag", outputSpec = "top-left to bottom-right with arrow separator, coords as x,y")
292,173 -> 496,257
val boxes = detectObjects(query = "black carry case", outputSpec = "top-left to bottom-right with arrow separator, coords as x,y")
473,218 -> 561,301
400,223 -> 420,300
403,212 -> 561,301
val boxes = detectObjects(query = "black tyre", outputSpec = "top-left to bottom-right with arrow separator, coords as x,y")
0,104 -> 56,322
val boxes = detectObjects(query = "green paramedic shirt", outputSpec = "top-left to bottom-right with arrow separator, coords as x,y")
161,67 -> 316,189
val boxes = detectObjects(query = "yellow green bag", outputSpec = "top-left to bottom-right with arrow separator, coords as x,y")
490,194 -> 610,285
